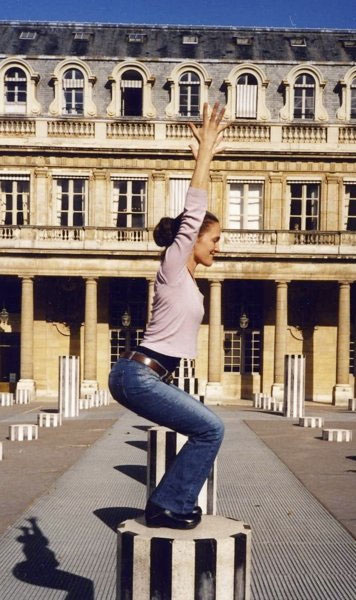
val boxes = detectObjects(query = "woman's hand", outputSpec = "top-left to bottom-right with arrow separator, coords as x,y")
188,102 -> 229,159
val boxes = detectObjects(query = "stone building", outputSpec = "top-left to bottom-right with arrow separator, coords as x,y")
0,21 -> 355,404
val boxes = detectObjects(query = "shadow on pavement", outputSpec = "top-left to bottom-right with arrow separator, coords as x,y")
13,517 -> 94,599
94,507 -> 143,532
114,464 -> 147,485
125,439 -> 147,451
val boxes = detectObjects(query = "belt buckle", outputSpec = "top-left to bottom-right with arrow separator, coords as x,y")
161,370 -> 173,384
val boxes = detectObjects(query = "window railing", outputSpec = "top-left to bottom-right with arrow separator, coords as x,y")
0,225 -> 355,253
0,118 -> 354,148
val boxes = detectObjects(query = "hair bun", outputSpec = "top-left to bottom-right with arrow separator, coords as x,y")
153,216 -> 180,247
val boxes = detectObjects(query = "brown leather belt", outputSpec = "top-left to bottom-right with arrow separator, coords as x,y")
120,351 -> 173,384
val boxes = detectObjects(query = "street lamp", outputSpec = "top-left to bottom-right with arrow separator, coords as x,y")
121,309 -> 132,352
0,306 -> 9,329
239,310 -> 249,374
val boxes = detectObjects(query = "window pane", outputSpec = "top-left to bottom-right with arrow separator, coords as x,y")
290,199 -> 302,215
132,214 -> 145,228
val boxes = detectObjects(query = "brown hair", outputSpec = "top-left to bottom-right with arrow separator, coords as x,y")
153,211 -> 219,248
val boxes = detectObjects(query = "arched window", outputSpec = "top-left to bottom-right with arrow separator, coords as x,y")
293,74 -> 315,120
179,71 -> 200,117
4,67 -> 27,113
236,74 -> 258,119
121,70 -> 143,116
351,77 -> 356,119
62,68 -> 84,115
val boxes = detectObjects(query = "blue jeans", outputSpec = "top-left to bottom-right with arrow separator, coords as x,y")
109,358 -> 224,514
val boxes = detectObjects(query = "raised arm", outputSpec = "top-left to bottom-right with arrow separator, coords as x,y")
160,103 -> 228,283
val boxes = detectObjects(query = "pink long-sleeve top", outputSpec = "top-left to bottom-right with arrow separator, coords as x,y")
140,187 -> 207,358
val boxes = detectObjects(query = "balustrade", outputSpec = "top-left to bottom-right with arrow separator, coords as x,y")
339,126 -> 356,143
47,120 -> 95,137
282,125 -> 327,143
106,121 -> 154,138
223,123 -> 270,142
0,119 -> 36,135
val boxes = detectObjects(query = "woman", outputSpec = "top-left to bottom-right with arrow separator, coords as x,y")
109,102 -> 228,529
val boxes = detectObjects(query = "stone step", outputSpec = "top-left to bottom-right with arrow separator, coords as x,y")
117,515 -> 251,600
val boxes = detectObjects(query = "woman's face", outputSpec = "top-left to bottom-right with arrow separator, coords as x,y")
193,221 -> 221,267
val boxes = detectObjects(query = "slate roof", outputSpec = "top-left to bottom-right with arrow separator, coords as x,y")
0,21 -> 355,62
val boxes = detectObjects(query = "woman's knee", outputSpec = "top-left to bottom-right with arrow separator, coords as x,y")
206,413 -> 225,442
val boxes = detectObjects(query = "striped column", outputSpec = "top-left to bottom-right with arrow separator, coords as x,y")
173,358 -> 204,402
322,429 -> 352,442
0,392 -> 14,406
147,426 -> 217,515
58,356 -> 80,418
117,516 -> 251,600
283,354 -> 305,418
9,424 -> 38,441
299,416 -> 324,428
15,388 -> 31,404
349,398 -> 356,411
38,412 -> 62,427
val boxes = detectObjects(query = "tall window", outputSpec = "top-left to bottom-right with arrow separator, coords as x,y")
179,71 -> 200,117
169,178 -> 190,217
236,74 -> 258,119
224,330 -> 261,373
228,182 -> 263,229
62,68 -> 84,115
4,67 -> 27,113
293,74 -> 315,119
0,177 -> 29,225
56,178 -> 86,226
110,329 -> 144,366
289,183 -> 320,230
344,185 -> 356,231
121,70 -> 143,116
351,77 -> 356,119
112,179 -> 146,228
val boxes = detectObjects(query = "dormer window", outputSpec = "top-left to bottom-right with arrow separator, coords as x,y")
19,31 -> 37,40
128,33 -> 146,43
4,67 -> 27,113
235,37 -> 252,46
73,32 -> 91,40
62,68 -> 84,115
290,38 -> 306,47
294,74 -> 315,119
182,35 -> 199,45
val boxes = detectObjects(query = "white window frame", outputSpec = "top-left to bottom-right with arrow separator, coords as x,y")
0,174 -> 30,226
293,73 -> 316,120
224,329 -> 261,374
49,59 -> 97,117
287,181 -> 320,231
337,67 -> 356,121
280,65 -> 328,122
165,62 -> 211,118
111,176 -> 147,229
4,67 -> 27,114
0,58 -> 40,116
62,68 -> 84,115
224,64 -> 270,122
227,179 -> 264,230
236,73 -> 258,119
343,182 -> 356,231
54,176 -> 88,227
178,71 -> 201,117
120,70 -> 144,117
107,62 -> 156,118
110,328 -> 144,365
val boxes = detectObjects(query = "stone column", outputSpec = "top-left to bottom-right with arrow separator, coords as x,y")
81,277 -> 98,396
17,276 -> 35,398
147,277 -> 155,324
34,168 -> 49,225
205,280 -> 223,404
272,280 -> 289,401
268,174 -> 283,229
92,169 -> 107,227
333,281 -> 353,406
325,175 -> 340,231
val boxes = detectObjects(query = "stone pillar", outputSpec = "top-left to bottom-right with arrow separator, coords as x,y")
117,516 -> 251,600
17,276 -> 35,399
81,277 -> 98,396
325,175 -> 341,231
268,174 -> 283,229
59,356 -> 80,417
333,281 -> 353,406
272,280 -> 289,401
205,280 -> 223,404
92,169 -> 107,227
147,277 -> 155,323
283,354 -> 305,418
34,168 -> 49,225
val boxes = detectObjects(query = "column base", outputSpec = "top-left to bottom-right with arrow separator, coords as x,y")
332,384 -> 353,407
16,379 -> 36,400
271,382 -> 284,402
81,380 -> 99,397
204,382 -> 223,405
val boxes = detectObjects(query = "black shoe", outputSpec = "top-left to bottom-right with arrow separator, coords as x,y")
145,500 -> 201,530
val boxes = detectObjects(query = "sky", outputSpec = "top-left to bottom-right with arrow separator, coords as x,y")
0,0 -> 356,30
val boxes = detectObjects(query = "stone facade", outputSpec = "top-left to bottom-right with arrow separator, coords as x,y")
0,22 -> 355,404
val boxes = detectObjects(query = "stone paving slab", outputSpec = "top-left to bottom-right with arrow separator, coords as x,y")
0,406 -> 355,599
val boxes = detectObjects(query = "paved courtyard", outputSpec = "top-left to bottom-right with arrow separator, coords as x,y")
0,399 -> 355,599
